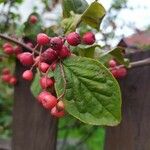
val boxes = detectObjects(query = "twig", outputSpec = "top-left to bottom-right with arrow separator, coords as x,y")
0,33 -> 39,54
57,61 -> 67,100
114,58 -> 150,70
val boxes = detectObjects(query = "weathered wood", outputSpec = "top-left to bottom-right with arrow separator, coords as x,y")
0,139 -> 11,150
12,60 -> 58,150
105,51 -> 150,150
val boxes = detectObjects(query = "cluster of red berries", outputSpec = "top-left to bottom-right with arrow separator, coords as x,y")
1,31 -> 96,117
1,68 -> 17,85
109,59 -> 127,78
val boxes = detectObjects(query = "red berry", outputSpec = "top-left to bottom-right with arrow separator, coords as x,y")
58,46 -> 71,59
14,46 -> 22,55
38,62 -> 50,73
109,59 -> 117,68
51,106 -> 65,118
41,93 -> 57,109
41,48 -> 58,64
18,52 -> 34,66
4,47 -> 14,55
50,37 -> 63,51
82,32 -> 95,45
40,77 -> 54,89
22,70 -> 33,81
37,91 -> 50,103
2,68 -> 10,75
1,74 -> 11,82
3,43 -> 13,49
29,15 -> 38,24
37,33 -> 49,45
51,63 -> 57,71
117,67 -> 127,78
111,68 -> 118,78
9,76 -> 17,85
66,32 -> 81,46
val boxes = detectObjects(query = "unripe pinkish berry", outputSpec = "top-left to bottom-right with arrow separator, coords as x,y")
17,52 -> 34,66
22,70 -> 33,81
40,76 -> 54,89
51,106 -> 65,118
38,62 -> 50,73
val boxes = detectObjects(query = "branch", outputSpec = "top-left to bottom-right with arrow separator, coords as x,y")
120,57 -> 150,69
57,61 -> 67,100
0,33 -> 39,54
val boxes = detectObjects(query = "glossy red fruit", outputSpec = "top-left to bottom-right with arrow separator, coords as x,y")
109,59 -> 117,68
3,43 -> 13,49
117,67 -> 127,78
50,37 -> 63,51
58,45 -> 71,59
2,68 -> 10,75
9,76 -> 17,85
1,74 -> 11,82
51,106 -> 65,118
14,46 -> 22,55
37,33 -> 50,45
37,91 -> 50,103
4,47 -> 14,55
40,77 -> 54,89
38,62 -> 50,73
82,32 -> 95,45
18,52 -> 34,66
51,63 -> 57,71
41,48 -> 58,64
66,32 -> 81,46
22,70 -> 33,81
29,15 -> 38,24
111,68 -> 118,78
41,93 -> 57,109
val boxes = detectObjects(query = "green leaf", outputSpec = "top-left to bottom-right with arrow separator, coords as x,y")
30,71 -> 42,98
54,56 -> 121,126
62,0 -> 88,18
81,1 -> 106,30
101,47 -> 130,67
78,44 -> 101,58
61,14 -> 82,34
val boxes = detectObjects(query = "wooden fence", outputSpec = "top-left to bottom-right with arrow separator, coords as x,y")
0,51 -> 149,150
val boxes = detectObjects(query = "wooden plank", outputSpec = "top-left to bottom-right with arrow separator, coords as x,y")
12,60 -> 58,150
0,139 -> 11,150
105,51 -> 150,150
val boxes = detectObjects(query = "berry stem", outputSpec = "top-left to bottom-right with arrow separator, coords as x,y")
110,57 -> 150,70
0,33 -> 39,54
57,61 -> 67,100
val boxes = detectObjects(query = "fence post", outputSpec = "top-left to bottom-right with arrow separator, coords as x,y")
12,60 -> 58,150
105,51 -> 150,150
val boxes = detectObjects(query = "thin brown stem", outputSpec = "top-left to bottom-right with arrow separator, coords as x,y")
57,61 -> 67,100
0,33 -> 39,54
110,57 -> 150,70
